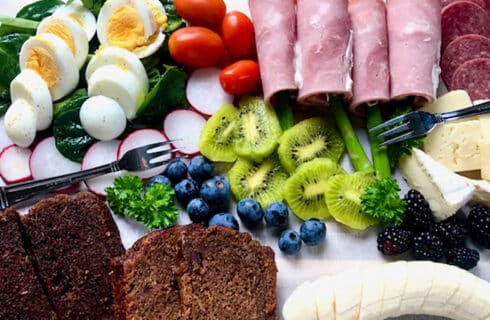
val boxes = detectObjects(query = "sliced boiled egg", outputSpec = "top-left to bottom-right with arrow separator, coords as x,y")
53,0 -> 97,40
4,99 -> 37,148
97,0 -> 166,58
87,65 -> 146,120
19,33 -> 79,101
10,69 -> 53,131
85,46 -> 149,93
80,96 -> 127,141
37,15 -> 89,69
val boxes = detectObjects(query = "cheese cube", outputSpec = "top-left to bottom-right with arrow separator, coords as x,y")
423,120 -> 481,172
480,139 -> 490,181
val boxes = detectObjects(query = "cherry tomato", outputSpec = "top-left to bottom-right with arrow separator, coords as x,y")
219,60 -> 260,95
221,11 -> 256,60
169,27 -> 225,68
174,0 -> 226,29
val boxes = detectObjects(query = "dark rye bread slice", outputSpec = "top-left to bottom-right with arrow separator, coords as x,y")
21,192 -> 125,320
180,225 -> 277,320
0,209 -> 57,320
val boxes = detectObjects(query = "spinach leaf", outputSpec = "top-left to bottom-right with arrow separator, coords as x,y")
0,33 -> 30,88
53,90 -> 96,163
136,66 -> 188,119
0,17 -> 39,36
80,0 -> 105,16
16,0 -> 64,21
0,86 -> 9,115
160,0 -> 184,33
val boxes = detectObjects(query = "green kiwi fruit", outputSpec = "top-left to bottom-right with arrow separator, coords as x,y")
283,158 -> 345,220
325,172 -> 380,230
199,104 -> 238,162
228,155 -> 289,209
278,117 -> 345,173
233,96 -> 282,161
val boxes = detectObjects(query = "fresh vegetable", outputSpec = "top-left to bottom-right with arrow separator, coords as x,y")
16,0 -> 64,21
0,145 -> 32,184
221,11 -> 256,60
0,33 -> 30,90
105,175 -> 179,229
174,0 -> 226,29
80,0 -> 105,16
275,91 -> 295,131
219,60 -> 260,95
164,109 -> 207,155
168,27 -> 225,68
161,0 -> 185,33
0,17 -> 39,36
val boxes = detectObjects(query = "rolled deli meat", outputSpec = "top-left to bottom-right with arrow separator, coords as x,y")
387,0 -> 442,104
296,0 -> 353,104
249,0 -> 297,104
348,0 -> 390,114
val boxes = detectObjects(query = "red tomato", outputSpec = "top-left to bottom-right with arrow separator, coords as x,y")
221,11 -> 256,60
174,0 -> 226,29
169,27 -> 225,68
219,60 -> 260,95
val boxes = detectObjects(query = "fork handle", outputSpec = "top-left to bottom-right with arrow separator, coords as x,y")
0,161 -> 120,210
440,100 -> 490,122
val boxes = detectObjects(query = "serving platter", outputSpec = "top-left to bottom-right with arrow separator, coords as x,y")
1,1 -> 489,319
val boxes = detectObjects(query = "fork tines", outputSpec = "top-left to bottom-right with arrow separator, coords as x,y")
369,113 -> 418,147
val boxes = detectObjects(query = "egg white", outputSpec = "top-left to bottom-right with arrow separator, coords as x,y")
53,0 -> 97,40
80,95 -> 127,141
4,99 -> 37,148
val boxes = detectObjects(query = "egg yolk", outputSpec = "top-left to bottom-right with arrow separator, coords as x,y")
43,22 -> 75,54
107,6 -> 146,51
68,12 -> 85,28
25,47 -> 59,89
145,1 -> 168,30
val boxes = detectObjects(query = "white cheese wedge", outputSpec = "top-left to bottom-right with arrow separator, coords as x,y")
468,179 -> 490,206
399,149 -> 475,221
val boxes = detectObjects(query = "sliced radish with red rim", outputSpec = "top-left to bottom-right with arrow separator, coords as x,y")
0,145 -> 32,184
164,109 -> 207,156
30,137 -> 81,180
186,67 -> 234,116
0,117 -> 14,154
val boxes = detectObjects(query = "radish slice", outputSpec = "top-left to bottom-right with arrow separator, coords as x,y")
0,117 -> 14,153
0,145 -> 32,184
30,137 -> 81,180
117,129 -> 172,179
186,67 -> 234,116
82,140 -> 122,196
224,0 -> 251,17
164,109 -> 207,155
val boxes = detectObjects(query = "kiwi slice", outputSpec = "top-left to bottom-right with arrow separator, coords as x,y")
283,158 -> 345,220
233,96 -> 282,161
228,155 -> 289,209
278,117 -> 345,173
325,172 -> 380,230
199,104 -> 238,162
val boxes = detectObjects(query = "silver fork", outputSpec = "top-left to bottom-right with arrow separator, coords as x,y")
370,100 -> 490,147
0,141 -> 179,210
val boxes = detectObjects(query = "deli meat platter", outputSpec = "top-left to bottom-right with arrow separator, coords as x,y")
0,0 -> 489,319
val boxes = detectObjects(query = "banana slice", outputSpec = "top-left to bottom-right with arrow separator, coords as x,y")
380,261 -> 408,318
332,268 -> 363,320
398,261 -> 435,316
358,267 -> 384,320
53,0 -> 97,40
313,275 -> 334,320
4,99 -> 37,148
10,69 -> 53,131
282,281 -> 317,320
447,270 -> 478,320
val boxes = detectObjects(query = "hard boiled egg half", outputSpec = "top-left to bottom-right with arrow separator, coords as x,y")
80,96 -> 127,141
97,0 -> 168,58
53,0 -> 97,40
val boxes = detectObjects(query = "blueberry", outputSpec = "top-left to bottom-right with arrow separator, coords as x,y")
300,218 -> 326,246
200,176 -> 230,210
264,202 -> 289,228
164,159 -> 188,184
186,198 -> 212,223
278,229 -> 302,255
208,213 -> 239,230
174,178 -> 199,205
146,175 -> 172,188
188,156 -> 214,182
237,198 -> 264,228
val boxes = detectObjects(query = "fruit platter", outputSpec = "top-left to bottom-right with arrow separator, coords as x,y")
0,0 -> 489,319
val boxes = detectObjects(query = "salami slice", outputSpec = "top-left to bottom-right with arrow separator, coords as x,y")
441,34 -> 490,87
441,1 -> 490,51
441,0 -> 487,10
450,58 -> 490,100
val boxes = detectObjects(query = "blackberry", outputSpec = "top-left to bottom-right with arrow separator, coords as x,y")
444,212 -> 467,226
401,190 -> 434,232
466,207 -> 490,249
377,227 -> 413,255
446,247 -> 480,270
433,221 -> 467,248
413,232 -> 445,262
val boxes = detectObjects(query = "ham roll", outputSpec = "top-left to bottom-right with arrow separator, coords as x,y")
348,0 -> 390,115
387,0 -> 442,104
296,0 -> 353,104
249,0 -> 297,104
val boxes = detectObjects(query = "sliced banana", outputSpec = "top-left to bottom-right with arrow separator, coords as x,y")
10,69 -> 53,131
53,0 -> 97,40
19,33 -> 79,101
282,281 -> 317,320
380,261 -> 408,318
448,271 -> 481,320
398,261 -> 435,316
332,268 -> 363,320
87,65 -> 146,120
358,267 -> 384,320
4,100 -> 37,148
313,275 -> 334,320
37,15 -> 89,68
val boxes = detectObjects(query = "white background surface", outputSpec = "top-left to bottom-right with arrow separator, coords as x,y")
1,1 -> 489,319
